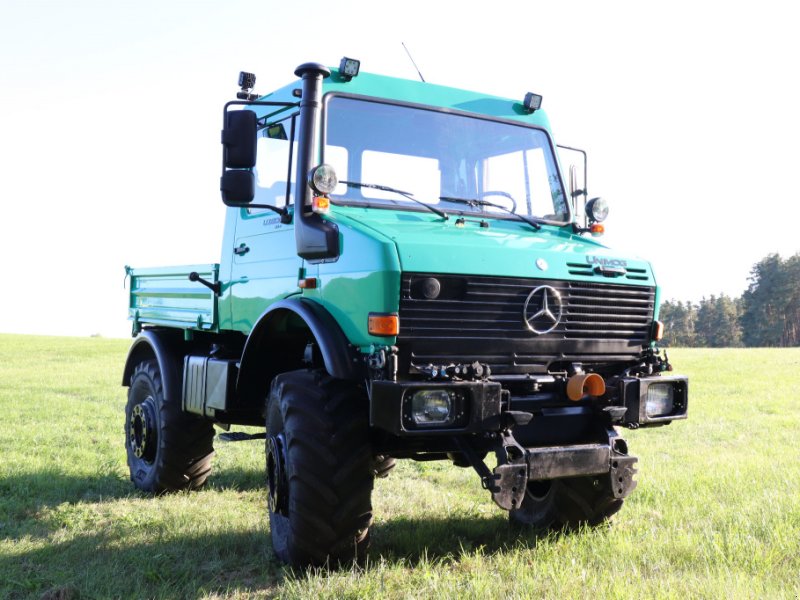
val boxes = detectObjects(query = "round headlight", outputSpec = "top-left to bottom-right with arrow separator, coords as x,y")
586,197 -> 609,223
309,164 -> 338,195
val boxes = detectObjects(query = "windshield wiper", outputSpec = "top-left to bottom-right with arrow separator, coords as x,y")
439,196 -> 541,231
341,180 -> 448,220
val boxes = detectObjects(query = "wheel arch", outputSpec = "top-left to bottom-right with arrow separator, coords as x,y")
236,298 -> 360,408
121,329 -> 183,405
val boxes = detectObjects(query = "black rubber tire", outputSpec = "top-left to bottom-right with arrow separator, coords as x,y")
509,475 -> 624,530
125,359 -> 215,493
266,369 -> 374,567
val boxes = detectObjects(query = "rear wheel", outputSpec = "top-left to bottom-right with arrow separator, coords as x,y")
266,369 -> 374,567
509,475 -> 624,530
125,359 -> 215,493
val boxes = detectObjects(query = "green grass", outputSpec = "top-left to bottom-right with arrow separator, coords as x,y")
1,336 -> 799,599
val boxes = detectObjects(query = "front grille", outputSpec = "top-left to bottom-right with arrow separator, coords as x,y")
398,273 -> 655,374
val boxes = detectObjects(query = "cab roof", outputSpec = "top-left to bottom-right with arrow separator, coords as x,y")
259,65 -> 553,132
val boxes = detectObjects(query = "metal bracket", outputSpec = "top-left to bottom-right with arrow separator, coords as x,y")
452,432 -> 529,511
608,451 -> 638,499
490,430 -> 529,510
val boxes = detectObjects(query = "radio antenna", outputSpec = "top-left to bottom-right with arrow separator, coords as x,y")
402,42 -> 426,82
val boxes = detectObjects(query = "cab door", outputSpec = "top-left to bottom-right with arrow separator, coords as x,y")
229,115 -> 302,333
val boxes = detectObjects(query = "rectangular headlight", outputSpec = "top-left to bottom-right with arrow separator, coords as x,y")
646,383 -> 674,418
619,375 -> 688,427
411,389 -> 455,427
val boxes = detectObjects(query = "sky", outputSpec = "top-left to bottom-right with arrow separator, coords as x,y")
1,0 -> 798,339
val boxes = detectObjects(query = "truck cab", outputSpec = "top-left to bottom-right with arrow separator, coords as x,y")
123,59 -> 688,567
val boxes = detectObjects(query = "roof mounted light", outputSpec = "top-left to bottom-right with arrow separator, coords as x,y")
237,71 -> 258,100
523,92 -> 543,113
339,57 -> 361,81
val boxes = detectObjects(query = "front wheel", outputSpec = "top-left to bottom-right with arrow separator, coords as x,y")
266,369 -> 375,567
509,476 -> 625,530
125,359 -> 215,493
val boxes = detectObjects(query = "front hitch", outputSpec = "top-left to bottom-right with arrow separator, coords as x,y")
454,426 -> 638,511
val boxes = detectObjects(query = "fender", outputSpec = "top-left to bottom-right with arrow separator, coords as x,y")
237,297 -> 360,402
120,329 -> 182,405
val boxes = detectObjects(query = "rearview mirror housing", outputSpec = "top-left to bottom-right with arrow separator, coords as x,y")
220,170 -> 255,205
222,110 -> 257,168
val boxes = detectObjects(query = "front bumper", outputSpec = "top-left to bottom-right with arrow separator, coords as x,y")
370,373 -> 689,436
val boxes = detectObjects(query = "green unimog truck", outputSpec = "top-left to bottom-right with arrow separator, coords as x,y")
123,58 -> 688,567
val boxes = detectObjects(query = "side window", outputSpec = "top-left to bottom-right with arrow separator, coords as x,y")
249,119 -> 296,214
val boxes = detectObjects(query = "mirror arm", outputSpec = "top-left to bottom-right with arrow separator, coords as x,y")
572,223 -> 590,235
226,203 -> 292,224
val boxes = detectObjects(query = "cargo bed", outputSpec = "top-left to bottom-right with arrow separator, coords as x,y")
126,264 -> 218,332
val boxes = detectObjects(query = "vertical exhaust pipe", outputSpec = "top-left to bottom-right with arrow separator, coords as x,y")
293,62 -> 339,260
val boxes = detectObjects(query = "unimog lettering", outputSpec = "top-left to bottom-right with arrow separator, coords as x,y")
587,255 -> 628,268
122,58 -> 688,568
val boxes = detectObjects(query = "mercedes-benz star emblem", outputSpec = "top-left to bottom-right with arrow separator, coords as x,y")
523,285 -> 563,334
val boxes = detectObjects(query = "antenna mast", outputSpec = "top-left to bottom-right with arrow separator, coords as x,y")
402,42 -> 426,82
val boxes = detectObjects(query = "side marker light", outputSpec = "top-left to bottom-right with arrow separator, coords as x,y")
653,320 -> 665,341
298,278 -> 317,289
312,196 -> 330,214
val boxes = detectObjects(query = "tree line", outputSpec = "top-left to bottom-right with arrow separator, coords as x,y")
658,253 -> 800,347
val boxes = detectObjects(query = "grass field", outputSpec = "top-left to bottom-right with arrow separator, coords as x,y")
1,334 -> 799,599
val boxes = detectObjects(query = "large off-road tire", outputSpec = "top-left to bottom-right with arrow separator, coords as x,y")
509,475 -> 624,530
125,359 -> 215,493
266,369 -> 374,567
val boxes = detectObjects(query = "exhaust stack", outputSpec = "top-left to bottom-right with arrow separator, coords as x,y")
566,372 -> 606,401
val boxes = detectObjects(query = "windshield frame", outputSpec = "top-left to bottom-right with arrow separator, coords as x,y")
320,92 -> 571,226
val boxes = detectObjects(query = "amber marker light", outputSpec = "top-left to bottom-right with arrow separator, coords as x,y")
590,223 -> 605,236
312,196 -> 330,214
653,320 -> 665,341
368,313 -> 399,336
298,278 -> 317,289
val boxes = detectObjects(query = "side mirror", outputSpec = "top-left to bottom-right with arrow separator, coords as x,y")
222,110 -> 257,168
220,170 -> 255,205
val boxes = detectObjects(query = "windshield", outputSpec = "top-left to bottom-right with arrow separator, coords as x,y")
323,95 -> 569,223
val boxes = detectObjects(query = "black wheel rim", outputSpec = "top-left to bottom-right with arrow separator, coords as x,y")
266,433 -> 288,515
526,480 -> 553,500
129,397 -> 157,463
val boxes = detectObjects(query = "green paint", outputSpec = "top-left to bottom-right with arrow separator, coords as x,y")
129,65 -> 660,347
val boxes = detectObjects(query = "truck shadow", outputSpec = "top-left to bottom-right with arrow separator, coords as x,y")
368,514 -> 553,565
0,470 -> 133,512
0,529 -> 283,599
0,516 -> 554,598
205,465 -> 265,492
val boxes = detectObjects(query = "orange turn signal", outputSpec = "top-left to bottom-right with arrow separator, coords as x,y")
590,223 -> 605,235
368,313 -> 399,336
298,277 -> 317,289
312,196 -> 330,214
653,320 -> 665,341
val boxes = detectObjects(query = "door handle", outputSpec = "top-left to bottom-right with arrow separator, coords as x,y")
234,244 -> 250,256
